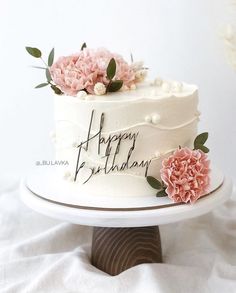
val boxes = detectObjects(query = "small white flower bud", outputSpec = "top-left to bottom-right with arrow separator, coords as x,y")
135,69 -> 148,82
131,61 -> 144,71
94,82 -> 106,96
130,84 -> 136,90
121,85 -> 129,91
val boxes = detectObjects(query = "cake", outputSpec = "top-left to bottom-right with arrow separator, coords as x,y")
26,44 -> 210,204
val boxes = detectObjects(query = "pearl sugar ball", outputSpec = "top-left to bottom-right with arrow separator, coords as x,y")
145,115 -> 152,123
161,82 -> 171,92
77,90 -> 87,99
172,81 -> 183,93
151,114 -> 161,124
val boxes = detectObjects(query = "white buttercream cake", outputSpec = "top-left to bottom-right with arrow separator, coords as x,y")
26,45 -> 210,203
53,81 -> 199,197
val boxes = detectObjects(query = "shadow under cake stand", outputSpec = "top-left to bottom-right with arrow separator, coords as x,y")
20,167 -> 232,276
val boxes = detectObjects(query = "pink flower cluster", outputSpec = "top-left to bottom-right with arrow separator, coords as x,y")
160,147 -> 210,204
49,48 -> 136,95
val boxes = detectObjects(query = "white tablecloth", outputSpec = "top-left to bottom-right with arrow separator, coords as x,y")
0,177 -> 236,293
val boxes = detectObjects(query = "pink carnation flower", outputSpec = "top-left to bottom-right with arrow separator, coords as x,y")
160,147 -> 210,204
49,48 -> 136,96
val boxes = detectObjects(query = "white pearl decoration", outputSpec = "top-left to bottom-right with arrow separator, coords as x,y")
50,133 -> 56,143
224,24 -> 234,40
151,114 -> 161,124
49,130 -> 56,139
77,90 -> 87,99
161,82 -> 171,92
172,81 -> 183,93
195,110 -> 201,116
154,151 -> 161,158
153,77 -> 163,87
63,171 -> 71,180
145,115 -> 152,123
94,82 -> 106,96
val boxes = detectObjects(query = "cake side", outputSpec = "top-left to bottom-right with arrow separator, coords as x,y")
54,82 -> 199,197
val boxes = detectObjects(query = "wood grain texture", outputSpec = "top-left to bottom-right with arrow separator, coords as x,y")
91,226 -> 162,275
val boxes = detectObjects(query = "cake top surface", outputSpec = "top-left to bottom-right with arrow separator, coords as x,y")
72,81 -> 198,103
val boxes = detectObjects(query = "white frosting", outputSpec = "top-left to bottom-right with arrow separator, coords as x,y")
54,81 -> 199,197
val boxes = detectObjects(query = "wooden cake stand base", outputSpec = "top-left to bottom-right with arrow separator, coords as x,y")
91,226 -> 162,275
20,170 -> 232,276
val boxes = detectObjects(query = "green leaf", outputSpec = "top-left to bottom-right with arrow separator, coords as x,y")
194,132 -> 208,148
81,42 -> 87,50
146,176 -> 162,190
46,68 -> 52,82
194,132 -> 209,153
106,58 -> 116,80
156,189 -> 168,197
31,66 -> 47,70
25,47 -> 42,58
106,80 -> 123,92
195,144 -> 209,153
48,48 -> 54,66
51,85 -> 63,95
35,83 -> 49,89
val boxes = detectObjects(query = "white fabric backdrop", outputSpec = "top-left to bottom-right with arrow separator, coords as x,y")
0,178 -> 235,293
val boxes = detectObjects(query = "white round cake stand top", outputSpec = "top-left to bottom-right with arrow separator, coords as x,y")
20,170 -> 233,228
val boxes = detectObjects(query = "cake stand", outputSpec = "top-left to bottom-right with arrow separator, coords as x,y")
20,167 -> 233,276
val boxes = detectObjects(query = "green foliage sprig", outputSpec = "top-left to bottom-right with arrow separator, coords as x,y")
193,132 -> 209,153
81,42 -> 87,50
106,58 -> 123,93
25,46 -> 63,95
26,43 -> 124,95
146,176 -> 168,197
